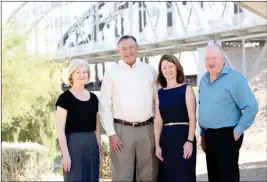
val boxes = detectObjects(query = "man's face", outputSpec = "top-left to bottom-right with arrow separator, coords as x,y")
117,38 -> 139,65
205,46 -> 224,75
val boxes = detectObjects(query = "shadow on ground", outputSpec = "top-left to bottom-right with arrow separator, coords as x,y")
197,160 -> 267,181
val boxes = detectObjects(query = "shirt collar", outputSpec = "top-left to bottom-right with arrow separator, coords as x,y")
119,60 -> 139,69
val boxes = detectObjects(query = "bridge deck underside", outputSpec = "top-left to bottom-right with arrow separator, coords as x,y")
55,24 -> 267,63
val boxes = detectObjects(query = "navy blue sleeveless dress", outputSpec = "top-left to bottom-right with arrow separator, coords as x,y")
157,84 -> 196,182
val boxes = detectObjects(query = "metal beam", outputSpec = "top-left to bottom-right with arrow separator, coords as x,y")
26,3 -> 64,35
53,27 -> 267,62
140,44 -> 159,49
221,30 -> 247,37
181,33 -> 267,47
184,35 -> 213,43
5,2 -> 28,24
175,2 -> 187,34
235,2 -> 267,20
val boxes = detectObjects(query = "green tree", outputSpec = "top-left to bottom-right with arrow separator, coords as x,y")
2,21 -> 66,155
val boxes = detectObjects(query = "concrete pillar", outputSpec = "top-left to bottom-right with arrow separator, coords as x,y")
102,63 -> 105,76
242,39 -> 246,78
95,64 -> 100,82
197,47 -> 207,87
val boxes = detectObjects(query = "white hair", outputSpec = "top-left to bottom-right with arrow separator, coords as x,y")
206,40 -> 225,57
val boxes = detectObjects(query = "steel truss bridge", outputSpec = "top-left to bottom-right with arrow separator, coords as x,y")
6,2 -> 267,90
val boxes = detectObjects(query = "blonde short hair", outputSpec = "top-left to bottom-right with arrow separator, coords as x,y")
67,58 -> 90,85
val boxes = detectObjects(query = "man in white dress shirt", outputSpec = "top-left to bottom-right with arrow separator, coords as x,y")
99,35 -> 158,181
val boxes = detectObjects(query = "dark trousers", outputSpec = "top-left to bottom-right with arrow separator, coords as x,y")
205,126 -> 243,182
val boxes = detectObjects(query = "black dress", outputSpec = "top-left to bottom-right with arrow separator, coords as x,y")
55,90 -> 99,182
157,84 -> 197,182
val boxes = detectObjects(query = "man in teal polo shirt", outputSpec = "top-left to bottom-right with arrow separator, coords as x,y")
198,42 -> 258,182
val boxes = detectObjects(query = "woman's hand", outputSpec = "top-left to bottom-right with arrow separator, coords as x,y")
155,145 -> 164,162
99,148 -> 102,164
183,141 -> 193,159
62,154 -> 71,172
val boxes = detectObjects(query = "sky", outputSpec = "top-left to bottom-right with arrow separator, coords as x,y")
2,2 -> 24,24
2,1 -> 199,77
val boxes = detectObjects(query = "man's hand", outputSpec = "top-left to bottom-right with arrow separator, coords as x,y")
201,136 -> 206,153
233,132 -> 240,141
109,134 -> 124,153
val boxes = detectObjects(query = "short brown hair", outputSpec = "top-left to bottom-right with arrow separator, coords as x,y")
157,54 -> 185,88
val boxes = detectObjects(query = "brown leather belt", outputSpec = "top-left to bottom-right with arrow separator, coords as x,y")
114,117 -> 153,127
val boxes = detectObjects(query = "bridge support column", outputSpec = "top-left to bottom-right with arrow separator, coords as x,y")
102,63 -> 105,75
145,57 -> 149,63
95,64 -> 100,83
129,2 -> 133,35
197,47 -> 206,87
242,39 -> 247,78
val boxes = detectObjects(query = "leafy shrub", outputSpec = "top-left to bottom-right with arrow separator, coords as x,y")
2,142 -> 52,181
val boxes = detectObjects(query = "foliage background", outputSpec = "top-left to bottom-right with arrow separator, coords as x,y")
2,21 -> 66,156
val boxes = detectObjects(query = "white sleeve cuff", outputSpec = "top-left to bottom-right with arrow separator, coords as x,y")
106,128 -> 116,137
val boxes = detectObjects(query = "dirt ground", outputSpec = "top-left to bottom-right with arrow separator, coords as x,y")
47,147 -> 267,181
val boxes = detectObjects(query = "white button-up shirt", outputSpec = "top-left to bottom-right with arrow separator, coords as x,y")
99,60 -> 157,136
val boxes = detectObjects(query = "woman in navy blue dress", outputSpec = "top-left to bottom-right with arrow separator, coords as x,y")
154,54 -> 197,182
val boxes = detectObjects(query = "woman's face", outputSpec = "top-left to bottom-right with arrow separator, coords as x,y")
71,64 -> 89,85
161,60 -> 177,80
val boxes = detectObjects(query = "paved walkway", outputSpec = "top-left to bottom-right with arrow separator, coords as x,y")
47,149 -> 267,181
196,149 -> 266,181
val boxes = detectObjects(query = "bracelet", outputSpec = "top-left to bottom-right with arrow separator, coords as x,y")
187,139 -> 194,143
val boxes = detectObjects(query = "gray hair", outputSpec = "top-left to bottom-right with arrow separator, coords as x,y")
206,40 -> 234,67
207,40 -> 225,57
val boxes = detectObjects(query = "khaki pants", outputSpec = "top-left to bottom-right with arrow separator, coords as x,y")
111,123 -> 158,181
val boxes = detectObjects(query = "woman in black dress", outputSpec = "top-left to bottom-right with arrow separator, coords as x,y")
154,55 -> 197,182
55,58 -> 100,181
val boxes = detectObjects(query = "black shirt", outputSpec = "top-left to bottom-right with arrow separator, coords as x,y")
55,90 -> 98,133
